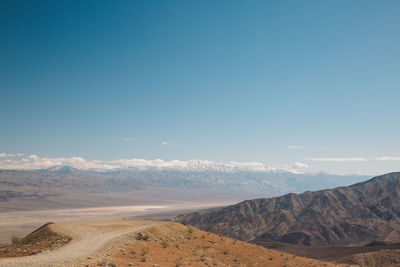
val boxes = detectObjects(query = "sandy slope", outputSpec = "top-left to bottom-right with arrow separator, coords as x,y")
112,222 -> 349,267
0,221 -> 156,267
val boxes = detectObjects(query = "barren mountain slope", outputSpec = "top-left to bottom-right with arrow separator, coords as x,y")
337,248 -> 400,267
174,172 -> 400,246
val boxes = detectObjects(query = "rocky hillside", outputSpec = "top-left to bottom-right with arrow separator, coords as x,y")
174,172 -> 400,246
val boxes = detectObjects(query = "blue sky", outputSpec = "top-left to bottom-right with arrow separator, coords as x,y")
1,0 -> 400,175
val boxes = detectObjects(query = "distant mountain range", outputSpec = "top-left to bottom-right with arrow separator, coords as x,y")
174,172 -> 400,246
0,158 -> 283,173
0,166 -> 368,200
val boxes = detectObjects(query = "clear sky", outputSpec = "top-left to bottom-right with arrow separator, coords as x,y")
1,0 -> 400,175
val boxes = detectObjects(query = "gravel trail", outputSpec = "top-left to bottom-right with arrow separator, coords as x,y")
0,220 -> 157,267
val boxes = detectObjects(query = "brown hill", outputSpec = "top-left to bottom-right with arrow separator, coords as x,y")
0,221 -> 347,267
174,172 -> 400,246
108,222 -> 347,267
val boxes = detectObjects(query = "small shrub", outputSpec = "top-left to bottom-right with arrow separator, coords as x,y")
11,236 -> 20,244
107,259 -> 117,267
97,259 -> 109,266
135,232 -> 149,241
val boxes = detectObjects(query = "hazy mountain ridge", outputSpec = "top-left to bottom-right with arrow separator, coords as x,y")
0,167 -> 367,201
174,172 -> 400,246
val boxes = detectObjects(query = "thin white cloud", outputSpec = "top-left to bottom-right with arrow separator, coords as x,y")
307,157 -> 367,162
123,137 -> 132,141
288,145 -> 305,149
375,156 -> 400,161
0,153 -> 24,157
162,141 -> 170,145
279,162 -> 310,174
293,162 -> 309,169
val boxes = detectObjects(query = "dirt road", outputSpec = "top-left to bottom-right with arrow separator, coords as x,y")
0,220 -> 158,267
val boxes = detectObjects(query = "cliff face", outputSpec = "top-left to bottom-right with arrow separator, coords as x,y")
174,172 -> 400,246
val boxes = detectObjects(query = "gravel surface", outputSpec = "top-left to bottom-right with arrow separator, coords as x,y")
0,220 -> 157,267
